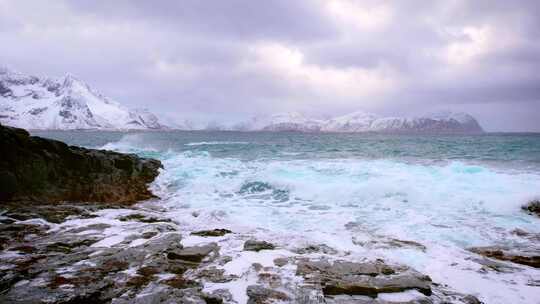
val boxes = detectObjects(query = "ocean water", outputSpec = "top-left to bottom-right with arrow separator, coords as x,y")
32,130 -> 540,303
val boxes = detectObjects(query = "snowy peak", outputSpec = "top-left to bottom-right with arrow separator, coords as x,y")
321,111 -> 379,132
232,112 -> 324,132
234,110 -> 483,133
0,67 -> 166,130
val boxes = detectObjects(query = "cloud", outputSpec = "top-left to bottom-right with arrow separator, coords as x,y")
0,0 -> 539,131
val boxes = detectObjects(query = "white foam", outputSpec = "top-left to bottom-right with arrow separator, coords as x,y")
185,141 -> 249,146
147,152 -> 540,304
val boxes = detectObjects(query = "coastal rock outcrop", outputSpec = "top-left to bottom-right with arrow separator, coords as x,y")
0,124 -> 161,204
522,199 -> 540,217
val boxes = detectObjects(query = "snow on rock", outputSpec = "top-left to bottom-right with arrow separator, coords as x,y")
234,110 -> 484,134
232,112 -> 324,132
0,67 -> 167,130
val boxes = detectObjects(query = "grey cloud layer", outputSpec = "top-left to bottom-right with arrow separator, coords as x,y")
0,0 -> 539,131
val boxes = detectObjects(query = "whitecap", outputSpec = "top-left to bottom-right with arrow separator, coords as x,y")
185,141 -> 249,146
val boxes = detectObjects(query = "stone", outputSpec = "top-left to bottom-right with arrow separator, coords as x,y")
273,258 -> 288,267
0,123 -> 162,205
167,243 -> 219,263
244,240 -> 276,252
522,199 -> 540,216
469,246 -> 540,268
246,285 -> 290,304
118,213 -> 172,223
295,244 -> 338,255
191,229 -> 232,237
296,259 -> 432,298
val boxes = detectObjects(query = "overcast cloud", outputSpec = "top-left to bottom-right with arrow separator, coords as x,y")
1,0 -> 539,131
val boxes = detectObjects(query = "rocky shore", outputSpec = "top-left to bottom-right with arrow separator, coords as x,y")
0,203 -> 485,304
0,124 -> 161,204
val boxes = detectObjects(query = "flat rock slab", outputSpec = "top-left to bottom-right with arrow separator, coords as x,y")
296,259 -> 432,298
469,246 -> 540,268
167,243 -> 219,263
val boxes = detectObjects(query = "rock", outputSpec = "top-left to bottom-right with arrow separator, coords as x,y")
522,199 -> 540,216
118,213 -> 172,223
246,285 -> 290,304
191,229 -> 232,237
296,259 -> 432,298
273,258 -> 288,267
469,246 -> 540,268
167,243 -> 219,263
295,244 -> 338,255
244,240 -> 276,252
352,235 -> 427,252
0,123 -> 162,205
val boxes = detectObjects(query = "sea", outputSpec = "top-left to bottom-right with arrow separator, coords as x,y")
32,130 -> 540,303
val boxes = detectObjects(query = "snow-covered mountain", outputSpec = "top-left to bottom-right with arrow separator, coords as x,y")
0,67 -> 166,130
231,112 -> 324,132
232,110 -> 483,133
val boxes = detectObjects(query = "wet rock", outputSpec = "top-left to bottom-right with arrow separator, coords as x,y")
472,256 -> 518,273
296,259 -> 432,298
522,199 -> 540,216
246,285 -> 290,304
167,243 -> 219,263
461,295 -> 483,304
353,236 -> 427,252
45,239 -> 98,253
162,275 -> 201,289
203,289 -> 232,304
295,244 -> 338,255
118,213 -> 172,223
2,202 -> 103,224
196,266 -> 236,283
0,123 -> 162,205
142,231 -> 159,239
273,257 -> 288,267
244,240 -> 276,252
191,229 -> 232,237
469,246 -> 540,268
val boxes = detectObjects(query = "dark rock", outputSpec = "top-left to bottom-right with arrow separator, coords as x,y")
273,258 -> 288,267
162,275 -> 200,289
246,285 -> 290,304
118,213 -> 172,223
469,246 -> 540,268
522,199 -> 540,216
0,124 -> 162,205
244,240 -> 276,252
295,244 -> 338,255
191,229 -> 232,237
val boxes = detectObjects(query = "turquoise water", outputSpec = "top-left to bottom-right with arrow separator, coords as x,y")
33,131 -> 540,169
32,130 -> 540,303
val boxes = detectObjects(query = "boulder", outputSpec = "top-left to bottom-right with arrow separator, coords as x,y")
0,124 -> 161,205
522,199 -> 540,217
244,240 -> 276,252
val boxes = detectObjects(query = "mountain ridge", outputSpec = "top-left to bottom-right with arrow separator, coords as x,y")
0,67 -> 166,130
1,67 -> 484,133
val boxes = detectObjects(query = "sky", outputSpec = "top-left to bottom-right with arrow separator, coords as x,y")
1,0 -> 539,131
